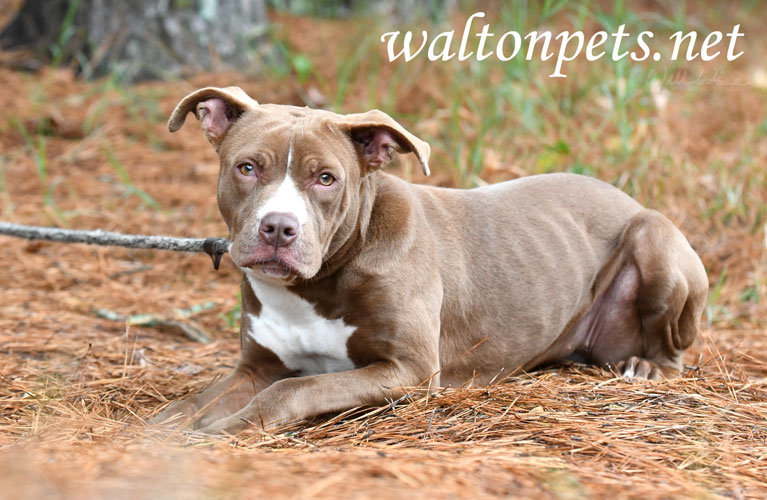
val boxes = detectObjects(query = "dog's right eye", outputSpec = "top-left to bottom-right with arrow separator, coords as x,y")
237,163 -> 257,177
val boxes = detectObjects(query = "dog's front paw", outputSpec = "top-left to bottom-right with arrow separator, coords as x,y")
150,400 -> 200,429
617,356 -> 668,381
197,414 -> 253,436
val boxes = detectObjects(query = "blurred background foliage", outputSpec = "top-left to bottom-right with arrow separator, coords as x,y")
0,0 -> 765,324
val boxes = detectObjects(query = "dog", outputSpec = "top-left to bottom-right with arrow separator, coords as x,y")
152,86 -> 708,434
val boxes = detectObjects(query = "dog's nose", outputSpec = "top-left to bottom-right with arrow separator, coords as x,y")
259,213 -> 299,247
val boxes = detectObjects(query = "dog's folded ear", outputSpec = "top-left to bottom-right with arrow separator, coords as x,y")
342,110 -> 431,176
168,86 -> 259,150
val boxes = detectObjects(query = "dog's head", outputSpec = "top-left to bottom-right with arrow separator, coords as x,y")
169,86 -> 430,284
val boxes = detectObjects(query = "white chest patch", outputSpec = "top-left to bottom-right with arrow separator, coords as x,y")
245,274 -> 356,375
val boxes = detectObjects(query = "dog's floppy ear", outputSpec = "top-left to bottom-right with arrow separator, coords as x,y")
168,86 -> 259,150
342,110 -> 430,176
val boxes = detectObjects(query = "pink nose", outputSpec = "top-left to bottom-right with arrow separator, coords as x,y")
259,213 -> 299,247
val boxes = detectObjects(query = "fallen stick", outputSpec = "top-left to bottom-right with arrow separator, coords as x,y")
0,221 -> 229,270
94,306 -> 213,344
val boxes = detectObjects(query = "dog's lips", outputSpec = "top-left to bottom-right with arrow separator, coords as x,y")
254,259 -> 295,278
240,252 -> 303,280
233,239 -> 305,277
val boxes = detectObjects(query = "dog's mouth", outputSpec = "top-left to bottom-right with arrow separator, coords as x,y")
248,256 -> 300,280
234,240 -> 309,282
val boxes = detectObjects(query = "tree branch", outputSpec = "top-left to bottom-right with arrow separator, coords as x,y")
0,222 -> 230,269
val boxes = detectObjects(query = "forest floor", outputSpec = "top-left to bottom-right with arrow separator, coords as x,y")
1,4 -> 766,499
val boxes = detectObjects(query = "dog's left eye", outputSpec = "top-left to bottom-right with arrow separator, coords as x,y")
237,163 -> 257,177
318,173 -> 335,186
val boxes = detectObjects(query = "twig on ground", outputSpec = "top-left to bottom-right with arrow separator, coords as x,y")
94,307 -> 212,344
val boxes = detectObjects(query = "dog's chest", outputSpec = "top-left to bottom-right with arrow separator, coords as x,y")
245,276 -> 356,375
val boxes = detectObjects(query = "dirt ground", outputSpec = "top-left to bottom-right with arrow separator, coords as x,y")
1,5 -> 767,500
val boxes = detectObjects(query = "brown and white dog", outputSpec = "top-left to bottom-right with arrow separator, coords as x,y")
152,86 -> 708,434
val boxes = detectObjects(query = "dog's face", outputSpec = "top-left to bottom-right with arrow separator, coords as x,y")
216,106 -> 361,283
169,87 -> 430,284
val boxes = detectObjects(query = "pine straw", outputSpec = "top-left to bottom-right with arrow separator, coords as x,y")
2,4 -> 767,499
1,318 -> 766,499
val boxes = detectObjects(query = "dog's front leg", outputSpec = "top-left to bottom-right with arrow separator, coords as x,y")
151,367 -> 270,429
198,361 -> 427,434
152,339 -> 294,429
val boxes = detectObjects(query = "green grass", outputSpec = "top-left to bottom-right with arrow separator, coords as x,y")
706,267 -> 732,327
220,291 -> 243,334
12,119 -> 56,212
321,1 -> 671,187
268,0 -> 741,193
102,142 -> 161,210
0,156 -> 13,218
49,0 -> 80,69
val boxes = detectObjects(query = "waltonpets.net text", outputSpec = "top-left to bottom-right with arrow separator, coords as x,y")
380,12 -> 744,78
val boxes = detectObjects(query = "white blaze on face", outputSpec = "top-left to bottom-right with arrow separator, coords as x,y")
256,143 -> 309,225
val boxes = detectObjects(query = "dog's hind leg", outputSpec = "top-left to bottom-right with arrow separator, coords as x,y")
582,210 -> 708,379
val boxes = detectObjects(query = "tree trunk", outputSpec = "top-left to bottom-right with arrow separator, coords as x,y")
267,0 -> 454,20
0,0 -> 269,81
